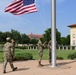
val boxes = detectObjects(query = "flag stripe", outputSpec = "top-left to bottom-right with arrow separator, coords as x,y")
15,7 -> 38,15
6,0 -> 22,7
5,1 -> 23,12
5,4 -> 23,12
17,4 -> 36,12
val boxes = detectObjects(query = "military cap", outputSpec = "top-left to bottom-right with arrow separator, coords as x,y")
6,37 -> 11,41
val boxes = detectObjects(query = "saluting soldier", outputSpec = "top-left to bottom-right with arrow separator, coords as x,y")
3,37 -> 17,74
37,38 -> 45,67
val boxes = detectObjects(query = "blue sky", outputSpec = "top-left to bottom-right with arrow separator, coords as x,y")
0,0 -> 76,37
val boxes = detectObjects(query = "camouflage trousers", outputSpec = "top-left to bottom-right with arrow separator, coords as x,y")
38,49 -> 43,64
49,49 -> 51,63
3,53 -> 14,71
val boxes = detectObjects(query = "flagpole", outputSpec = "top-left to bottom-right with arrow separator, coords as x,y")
51,0 -> 56,67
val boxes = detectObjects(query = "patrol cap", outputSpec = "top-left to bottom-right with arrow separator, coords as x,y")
6,37 -> 11,41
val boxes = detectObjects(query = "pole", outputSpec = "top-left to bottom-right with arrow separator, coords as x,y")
51,0 -> 56,67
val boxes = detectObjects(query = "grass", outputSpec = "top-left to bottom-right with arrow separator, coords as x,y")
0,49 -> 76,62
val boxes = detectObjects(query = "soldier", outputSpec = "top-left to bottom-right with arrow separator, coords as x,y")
37,38 -> 45,67
48,40 -> 51,64
3,37 -> 17,73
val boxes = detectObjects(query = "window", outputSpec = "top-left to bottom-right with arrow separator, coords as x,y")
73,40 -> 75,45
72,34 -> 75,38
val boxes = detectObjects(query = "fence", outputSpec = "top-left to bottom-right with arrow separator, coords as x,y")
57,46 -> 76,50
1,45 -> 76,50
28,45 -> 76,50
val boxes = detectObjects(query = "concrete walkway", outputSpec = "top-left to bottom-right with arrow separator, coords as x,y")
0,60 -> 76,75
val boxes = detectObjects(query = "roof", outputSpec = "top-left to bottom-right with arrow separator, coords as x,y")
28,33 -> 43,38
68,24 -> 76,27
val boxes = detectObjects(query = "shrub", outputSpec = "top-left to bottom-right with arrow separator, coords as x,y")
56,56 -> 63,60
67,52 -> 76,60
14,53 -> 33,61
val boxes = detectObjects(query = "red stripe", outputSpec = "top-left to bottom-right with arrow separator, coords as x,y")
5,3 -> 23,12
6,0 -> 22,7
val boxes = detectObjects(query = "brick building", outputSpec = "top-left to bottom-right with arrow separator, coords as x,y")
28,33 -> 43,39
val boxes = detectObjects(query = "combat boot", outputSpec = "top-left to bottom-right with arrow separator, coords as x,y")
3,70 -> 6,74
12,67 -> 17,71
49,59 -> 51,64
38,61 -> 43,67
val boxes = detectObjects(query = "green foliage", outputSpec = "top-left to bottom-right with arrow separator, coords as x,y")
11,29 -> 22,44
21,34 -> 30,44
67,52 -> 76,59
0,49 -> 76,62
43,28 -> 61,44
0,29 -> 70,45
30,39 -> 38,45
14,53 -> 33,61
60,35 -> 70,45
43,28 -> 51,42
56,56 -> 63,60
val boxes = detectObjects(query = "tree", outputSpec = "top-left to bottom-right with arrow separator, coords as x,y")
11,29 -> 21,44
43,28 -> 61,44
66,35 -> 70,45
1,31 -> 12,44
0,31 -> 3,44
21,34 -> 30,44
60,35 -> 70,45
60,37 -> 67,45
30,39 -> 38,45
43,28 -> 51,43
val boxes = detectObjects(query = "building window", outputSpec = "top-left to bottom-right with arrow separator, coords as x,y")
73,40 -> 75,45
72,34 -> 75,38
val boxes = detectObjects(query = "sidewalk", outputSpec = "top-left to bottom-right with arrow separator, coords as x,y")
0,60 -> 76,75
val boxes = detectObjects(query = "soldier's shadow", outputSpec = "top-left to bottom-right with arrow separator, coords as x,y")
6,67 -> 30,73
16,67 -> 30,71
42,60 -> 76,67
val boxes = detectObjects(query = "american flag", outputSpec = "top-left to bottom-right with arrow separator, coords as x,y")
5,0 -> 38,15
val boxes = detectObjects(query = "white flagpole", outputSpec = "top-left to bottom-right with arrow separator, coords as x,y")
51,0 -> 56,67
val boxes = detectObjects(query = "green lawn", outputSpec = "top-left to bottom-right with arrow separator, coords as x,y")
0,49 -> 76,62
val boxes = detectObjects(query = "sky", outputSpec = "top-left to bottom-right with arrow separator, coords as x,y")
0,0 -> 76,37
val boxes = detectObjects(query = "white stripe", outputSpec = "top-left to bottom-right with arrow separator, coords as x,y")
18,5 -> 36,11
15,10 -> 37,15
20,9 -> 37,14
17,7 -> 36,14
8,4 -> 23,12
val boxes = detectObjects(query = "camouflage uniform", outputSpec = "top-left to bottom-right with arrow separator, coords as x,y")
38,38 -> 44,66
48,40 -> 51,64
3,37 -> 17,73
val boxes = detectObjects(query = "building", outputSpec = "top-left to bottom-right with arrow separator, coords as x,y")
28,33 -> 43,39
68,24 -> 76,46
